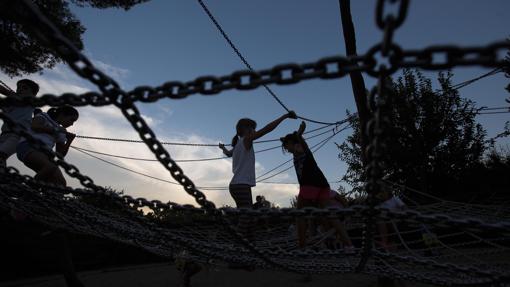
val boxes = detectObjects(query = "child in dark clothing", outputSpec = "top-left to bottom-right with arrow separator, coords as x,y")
281,121 -> 332,248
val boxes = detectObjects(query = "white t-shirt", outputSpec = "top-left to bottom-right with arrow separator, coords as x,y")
1,106 -> 34,133
379,196 -> 406,210
21,112 -> 67,149
230,137 -> 256,186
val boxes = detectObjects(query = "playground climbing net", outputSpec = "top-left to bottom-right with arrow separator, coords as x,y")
0,0 -> 509,286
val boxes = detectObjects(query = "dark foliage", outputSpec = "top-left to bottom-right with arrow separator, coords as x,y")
0,0 -> 148,77
339,69 -> 490,201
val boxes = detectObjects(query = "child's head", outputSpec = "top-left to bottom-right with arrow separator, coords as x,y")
255,195 -> 263,203
16,79 -> 39,97
231,118 -> 257,146
280,132 -> 304,154
48,105 -> 79,128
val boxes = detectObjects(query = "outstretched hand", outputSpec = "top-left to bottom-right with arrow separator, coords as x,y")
66,132 -> 76,141
218,143 -> 225,150
299,121 -> 306,131
287,111 -> 297,119
297,121 -> 306,135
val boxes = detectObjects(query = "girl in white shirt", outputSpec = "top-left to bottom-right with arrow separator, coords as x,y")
219,112 -> 296,208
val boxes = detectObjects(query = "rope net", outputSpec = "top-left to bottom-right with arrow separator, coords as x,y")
0,0 -> 509,286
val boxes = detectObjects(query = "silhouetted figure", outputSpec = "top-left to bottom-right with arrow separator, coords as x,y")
16,105 -> 78,186
253,195 -> 270,209
219,112 -> 296,236
281,122 -> 353,253
0,79 -> 38,168
14,105 -> 82,287
219,111 -> 296,209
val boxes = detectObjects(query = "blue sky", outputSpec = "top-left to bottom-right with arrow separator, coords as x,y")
2,0 -> 509,207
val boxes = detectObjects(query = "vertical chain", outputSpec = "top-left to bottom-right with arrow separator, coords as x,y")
356,0 -> 409,272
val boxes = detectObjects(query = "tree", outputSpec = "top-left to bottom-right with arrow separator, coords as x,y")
339,69 -> 487,201
0,0 -> 148,77
337,0 -> 370,166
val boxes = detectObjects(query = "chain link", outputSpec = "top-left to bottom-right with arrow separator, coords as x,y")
0,41 -> 508,108
356,0 -> 410,273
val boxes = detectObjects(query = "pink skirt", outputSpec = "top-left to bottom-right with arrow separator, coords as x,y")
298,186 -> 330,201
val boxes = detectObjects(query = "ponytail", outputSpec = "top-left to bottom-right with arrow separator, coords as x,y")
280,132 -> 300,153
231,135 -> 239,147
232,118 -> 257,147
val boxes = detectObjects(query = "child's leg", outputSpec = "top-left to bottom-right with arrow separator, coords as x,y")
296,198 -> 316,248
50,167 -> 67,187
0,133 -> 19,168
23,151 -> 65,186
296,218 -> 308,248
229,185 -> 253,238
229,185 -> 253,208
330,219 -> 353,247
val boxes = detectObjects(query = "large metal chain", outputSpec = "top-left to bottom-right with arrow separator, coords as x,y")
356,0 -> 410,273
1,42 -> 508,108
116,100 -> 216,209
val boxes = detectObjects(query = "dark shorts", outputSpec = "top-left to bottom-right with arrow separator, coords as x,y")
16,141 -> 36,162
229,184 -> 253,208
298,186 -> 330,201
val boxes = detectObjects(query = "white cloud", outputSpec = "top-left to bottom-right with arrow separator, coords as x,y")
91,59 -> 130,81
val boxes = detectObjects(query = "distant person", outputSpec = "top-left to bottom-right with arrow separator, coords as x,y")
281,121 -> 332,249
376,190 -> 406,251
219,111 -> 296,208
0,79 -> 38,168
253,195 -> 270,209
261,196 -> 271,208
253,195 -> 265,209
17,105 -> 79,186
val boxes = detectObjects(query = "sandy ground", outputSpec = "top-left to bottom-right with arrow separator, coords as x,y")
0,263 -> 437,287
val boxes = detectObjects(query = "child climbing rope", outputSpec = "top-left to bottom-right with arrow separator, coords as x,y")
0,79 -> 38,168
281,121 -> 352,250
16,105 -> 79,187
219,111 -> 296,208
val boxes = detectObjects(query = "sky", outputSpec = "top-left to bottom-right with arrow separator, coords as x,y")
1,0 -> 509,207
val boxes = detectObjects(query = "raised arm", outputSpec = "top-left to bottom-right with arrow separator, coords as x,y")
244,111 -> 297,149
0,85 -> 16,97
295,121 -> 310,151
56,132 -> 75,157
297,121 -> 306,136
